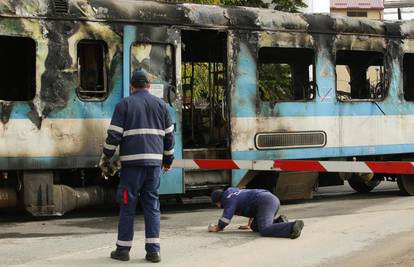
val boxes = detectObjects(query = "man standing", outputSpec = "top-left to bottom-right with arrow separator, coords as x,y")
100,70 -> 175,263
208,188 -> 304,239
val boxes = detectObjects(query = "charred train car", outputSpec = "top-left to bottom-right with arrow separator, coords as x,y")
1,0 -> 414,215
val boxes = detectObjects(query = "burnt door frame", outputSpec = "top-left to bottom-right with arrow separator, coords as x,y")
123,24 -> 183,194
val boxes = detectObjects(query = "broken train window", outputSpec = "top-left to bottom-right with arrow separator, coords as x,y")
336,50 -> 385,101
403,53 -> 414,101
77,40 -> 108,100
258,47 -> 315,102
0,36 -> 36,101
130,43 -> 174,99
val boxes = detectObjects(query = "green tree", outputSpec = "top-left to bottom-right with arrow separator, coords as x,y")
272,0 -> 307,12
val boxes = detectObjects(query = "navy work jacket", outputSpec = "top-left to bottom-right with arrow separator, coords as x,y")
103,89 -> 175,167
218,187 -> 268,229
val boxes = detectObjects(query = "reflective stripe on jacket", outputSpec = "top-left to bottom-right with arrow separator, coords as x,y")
103,90 -> 175,167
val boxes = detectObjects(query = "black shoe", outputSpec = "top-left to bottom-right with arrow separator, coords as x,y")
274,214 -> 289,223
290,220 -> 304,239
110,249 -> 130,261
146,252 -> 161,263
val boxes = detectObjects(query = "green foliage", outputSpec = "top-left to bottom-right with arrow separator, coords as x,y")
272,0 -> 307,12
184,0 -> 222,4
258,63 -> 293,102
182,63 -> 209,100
182,63 -> 226,102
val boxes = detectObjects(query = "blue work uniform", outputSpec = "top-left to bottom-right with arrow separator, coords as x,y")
103,89 -> 174,253
218,188 -> 295,238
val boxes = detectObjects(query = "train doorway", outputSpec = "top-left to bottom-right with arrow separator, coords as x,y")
181,29 -> 231,192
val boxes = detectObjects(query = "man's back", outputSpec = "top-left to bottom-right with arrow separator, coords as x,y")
123,90 -> 167,131
103,89 -> 174,167
221,188 -> 268,218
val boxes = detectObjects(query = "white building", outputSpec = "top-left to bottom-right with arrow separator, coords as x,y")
384,0 -> 414,20
301,0 -> 330,13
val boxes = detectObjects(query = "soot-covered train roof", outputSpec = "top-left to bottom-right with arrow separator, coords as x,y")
0,0 -> 411,38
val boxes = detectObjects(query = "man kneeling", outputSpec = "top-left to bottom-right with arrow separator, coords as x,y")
208,188 -> 304,239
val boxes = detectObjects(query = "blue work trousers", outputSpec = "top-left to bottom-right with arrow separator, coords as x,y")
115,166 -> 161,253
250,192 -> 295,238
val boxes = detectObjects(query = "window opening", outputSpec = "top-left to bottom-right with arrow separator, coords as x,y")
336,50 -> 385,101
77,40 -> 107,100
347,11 -> 368,17
131,43 -> 174,99
0,36 -> 36,101
181,30 -> 228,149
258,47 -> 315,102
403,53 -> 414,101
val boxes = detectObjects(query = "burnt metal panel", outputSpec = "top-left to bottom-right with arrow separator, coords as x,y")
255,131 -> 327,150
0,0 -> 399,37
53,0 -> 68,14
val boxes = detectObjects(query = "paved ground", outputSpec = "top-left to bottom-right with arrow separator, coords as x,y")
1,182 -> 414,267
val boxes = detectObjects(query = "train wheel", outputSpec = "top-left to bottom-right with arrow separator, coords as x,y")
348,174 -> 380,193
397,175 -> 414,196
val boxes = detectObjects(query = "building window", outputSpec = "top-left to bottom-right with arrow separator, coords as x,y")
336,50 -> 385,101
77,40 -> 108,100
258,47 -> 315,102
0,36 -> 36,101
404,53 -> 414,101
347,11 -> 368,17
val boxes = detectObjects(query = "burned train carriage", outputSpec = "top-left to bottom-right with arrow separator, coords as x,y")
1,0 -> 414,215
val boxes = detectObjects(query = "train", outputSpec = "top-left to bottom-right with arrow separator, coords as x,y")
1,0 -> 414,216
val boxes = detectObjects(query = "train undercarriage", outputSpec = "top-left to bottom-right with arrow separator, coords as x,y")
2,156 -> 414,216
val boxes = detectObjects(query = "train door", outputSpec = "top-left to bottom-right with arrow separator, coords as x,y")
180,29 -> 231,193
123,25 -> 183,194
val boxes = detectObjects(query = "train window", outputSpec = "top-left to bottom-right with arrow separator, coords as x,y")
336,50 -> 385,101
404,53 -> 414,101
130,43 -> 174,99
258,47 -> 315,102
77,40 -> 107,101
0,36 -> 36,101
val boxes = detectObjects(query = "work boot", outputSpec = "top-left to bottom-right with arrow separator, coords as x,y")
110,248 -> 130,261
274,214 -> 289,223
290,220 -> 304,239
146,252 -> 161,263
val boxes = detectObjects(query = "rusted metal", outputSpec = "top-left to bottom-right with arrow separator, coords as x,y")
0,188 -> 18,208
53,185 -> 116,215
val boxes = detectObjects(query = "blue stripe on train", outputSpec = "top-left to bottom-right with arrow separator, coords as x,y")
8,73 -> 123,120
232,40 -> 409,118
9,41 -> 410,119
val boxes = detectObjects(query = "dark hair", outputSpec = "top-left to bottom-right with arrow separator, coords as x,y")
131,69 -> 150,88
210,189 -> 224,204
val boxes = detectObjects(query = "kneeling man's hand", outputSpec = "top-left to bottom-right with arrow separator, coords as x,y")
208,224 -> 220,232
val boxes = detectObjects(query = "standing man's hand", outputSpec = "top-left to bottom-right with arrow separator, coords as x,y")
99,154 -> 111,177
99,154 -> 111,173
162,163 -> 171,173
